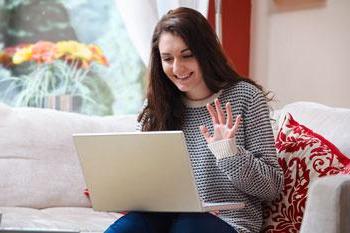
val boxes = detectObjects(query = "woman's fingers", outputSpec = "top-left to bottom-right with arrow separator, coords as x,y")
205,99 -> 242,141
215,99 -> 225,124
210,210 -> 220,216
206,103 -> 218,124
200,125 -> 211,143
228,115 -> 242,138
225,102 -> 233,128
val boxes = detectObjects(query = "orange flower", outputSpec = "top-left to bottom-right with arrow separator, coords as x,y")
31,41 -> 57,63
88,44 -> 109,66
0,51 -> 12,67
56,40 -> 92,66
13,46 -> 33,64
1,44 -> 30,66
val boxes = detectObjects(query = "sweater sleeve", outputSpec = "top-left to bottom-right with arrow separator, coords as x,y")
136,99 -> 148,131
214,91 -> 284,201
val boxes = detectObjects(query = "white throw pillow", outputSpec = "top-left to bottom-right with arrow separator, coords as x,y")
272,102 -> 350,158
0,103 -> 137,208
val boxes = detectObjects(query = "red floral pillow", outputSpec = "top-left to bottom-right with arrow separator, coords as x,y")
340,163 -> 350,174
262,113 -> 350,233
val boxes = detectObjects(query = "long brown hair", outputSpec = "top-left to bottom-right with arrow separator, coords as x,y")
138,7 -> 263,131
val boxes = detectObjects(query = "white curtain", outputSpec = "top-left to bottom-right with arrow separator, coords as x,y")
115,0 -> 209,66
156,0 -> 209,19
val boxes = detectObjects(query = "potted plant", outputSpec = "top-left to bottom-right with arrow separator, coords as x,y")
0,40 -> 110,113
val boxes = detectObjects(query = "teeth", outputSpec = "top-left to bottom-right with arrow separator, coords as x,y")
177,73 -> 191,79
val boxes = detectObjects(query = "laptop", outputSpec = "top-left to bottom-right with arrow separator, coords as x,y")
73,131 -> 244,212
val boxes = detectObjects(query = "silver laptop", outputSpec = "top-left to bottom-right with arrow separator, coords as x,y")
73,131 -> 244,212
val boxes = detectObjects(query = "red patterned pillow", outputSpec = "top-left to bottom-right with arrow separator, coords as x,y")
340,163 -> 350,174
262,113 -> 350,233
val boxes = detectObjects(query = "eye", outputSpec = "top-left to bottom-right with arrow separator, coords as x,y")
182,53 -> 193,59
161,57 -> 173,63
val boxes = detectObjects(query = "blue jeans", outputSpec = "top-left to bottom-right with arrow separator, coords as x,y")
104,212 -> 238,233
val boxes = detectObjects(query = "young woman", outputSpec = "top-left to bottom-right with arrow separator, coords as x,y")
105,7 -> 283,233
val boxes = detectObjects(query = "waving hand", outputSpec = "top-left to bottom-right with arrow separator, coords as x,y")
200,99 -> 242,143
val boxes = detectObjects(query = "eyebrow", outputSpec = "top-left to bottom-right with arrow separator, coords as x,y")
160,48 -> 191,56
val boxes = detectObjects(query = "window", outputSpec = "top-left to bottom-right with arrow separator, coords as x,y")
0,0 -> 145,115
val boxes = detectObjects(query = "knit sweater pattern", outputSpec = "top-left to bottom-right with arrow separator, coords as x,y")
182,81 -> 283,233
142,81 -> 284,233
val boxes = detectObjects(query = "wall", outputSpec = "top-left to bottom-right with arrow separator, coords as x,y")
208,0 -> 251,77
250,0 -> 350,108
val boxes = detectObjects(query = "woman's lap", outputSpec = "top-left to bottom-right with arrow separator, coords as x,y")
169,213 -> 236,233
104,212 -> 237,233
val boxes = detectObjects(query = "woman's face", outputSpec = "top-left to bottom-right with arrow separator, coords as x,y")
158,32 -> 212,100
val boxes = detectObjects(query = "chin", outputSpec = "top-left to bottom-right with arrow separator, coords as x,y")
176,85 -> 191,93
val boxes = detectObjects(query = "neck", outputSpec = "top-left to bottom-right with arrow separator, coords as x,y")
185,88 -> 213,101
185,92 -> 213,101
182,90 -> 222,108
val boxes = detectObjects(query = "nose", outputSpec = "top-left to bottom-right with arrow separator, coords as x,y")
172,58 -> 185,75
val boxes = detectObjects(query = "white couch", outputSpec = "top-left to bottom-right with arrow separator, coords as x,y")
0,103 -> 137,232
0,101 -> 349,233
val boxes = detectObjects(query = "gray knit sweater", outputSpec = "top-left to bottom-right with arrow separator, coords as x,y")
142,81 -> 284,233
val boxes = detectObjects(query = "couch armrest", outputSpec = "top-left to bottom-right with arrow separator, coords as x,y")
300,175 -> 350,233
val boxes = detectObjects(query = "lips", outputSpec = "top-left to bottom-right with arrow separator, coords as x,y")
175,72 -> 193,80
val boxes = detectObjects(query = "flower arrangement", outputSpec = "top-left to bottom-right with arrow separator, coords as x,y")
0,40 -> 109,110
10,40 -> 108,67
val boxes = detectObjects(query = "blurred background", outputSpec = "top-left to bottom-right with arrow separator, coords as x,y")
1,0 -> 349,116
0,0 -> 145,116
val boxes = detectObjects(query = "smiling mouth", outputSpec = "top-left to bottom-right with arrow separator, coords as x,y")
175,72 -> 193,80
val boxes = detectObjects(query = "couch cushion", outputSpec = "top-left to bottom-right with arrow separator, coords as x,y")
272,101 -> 350,157
0,207 -> 122,232
262,113 -> 350,233
0,103 -> 137,208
